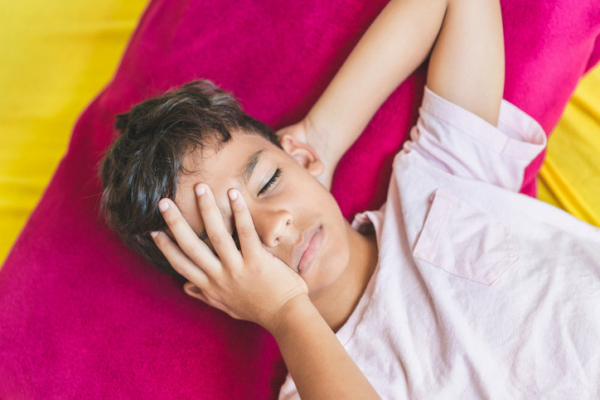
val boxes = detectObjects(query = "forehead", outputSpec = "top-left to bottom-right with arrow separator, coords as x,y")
180,131 -> 277,181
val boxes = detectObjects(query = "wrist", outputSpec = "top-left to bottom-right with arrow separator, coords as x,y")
303,113 -> 332,161
303,114 -> 342,184
265,294 -> 320,338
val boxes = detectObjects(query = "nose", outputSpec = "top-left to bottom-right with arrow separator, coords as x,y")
253,208 -> 293,248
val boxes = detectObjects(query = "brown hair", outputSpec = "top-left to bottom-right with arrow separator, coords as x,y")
99,80 -> 280,275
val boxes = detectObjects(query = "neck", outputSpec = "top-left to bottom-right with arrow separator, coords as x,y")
310,221 -> 378,332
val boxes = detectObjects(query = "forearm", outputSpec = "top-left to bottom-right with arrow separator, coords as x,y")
306,0 -> 449,167
269,296 -> 379,399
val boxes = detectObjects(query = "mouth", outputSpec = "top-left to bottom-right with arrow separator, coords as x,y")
292,224 -> 323,275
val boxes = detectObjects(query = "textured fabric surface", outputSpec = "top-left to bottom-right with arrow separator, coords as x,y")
1,0 -> 600,398
537,66 -> 600,226
0,0 -> 147,265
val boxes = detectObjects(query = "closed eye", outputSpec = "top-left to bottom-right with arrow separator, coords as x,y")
258,168 -> 282,196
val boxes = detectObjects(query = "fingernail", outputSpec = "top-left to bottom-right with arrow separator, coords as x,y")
150,231 -> 159,238
159,201 -> 169,211
196,185 -> 206,196
228,190 -> 238,201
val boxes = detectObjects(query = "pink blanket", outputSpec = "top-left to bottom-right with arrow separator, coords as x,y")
1,0 -> 599,398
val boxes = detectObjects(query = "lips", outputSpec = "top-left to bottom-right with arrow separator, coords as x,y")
292,224 -> 321,273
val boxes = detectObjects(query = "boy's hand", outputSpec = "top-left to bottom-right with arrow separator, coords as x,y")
151,185 -> 308,332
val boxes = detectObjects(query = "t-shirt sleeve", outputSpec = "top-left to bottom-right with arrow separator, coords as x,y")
278,373 -> 300,400
403,87 -> 547,192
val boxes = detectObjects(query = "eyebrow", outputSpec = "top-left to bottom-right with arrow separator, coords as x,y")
241,149 -> 265,186
197,149 -> 265,242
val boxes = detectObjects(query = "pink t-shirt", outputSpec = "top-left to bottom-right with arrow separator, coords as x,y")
279,88 -> 600,399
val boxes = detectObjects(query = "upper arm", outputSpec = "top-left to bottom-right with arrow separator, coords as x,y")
426,0 -> 505,126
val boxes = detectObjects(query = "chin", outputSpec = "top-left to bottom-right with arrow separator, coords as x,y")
307,244 -> 350,295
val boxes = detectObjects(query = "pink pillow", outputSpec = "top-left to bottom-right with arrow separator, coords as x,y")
1,0 -> 599,397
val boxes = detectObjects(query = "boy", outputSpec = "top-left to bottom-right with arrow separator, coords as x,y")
100,0 -> 600,398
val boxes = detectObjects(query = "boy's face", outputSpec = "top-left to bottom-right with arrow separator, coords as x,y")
174,131 -> 351,295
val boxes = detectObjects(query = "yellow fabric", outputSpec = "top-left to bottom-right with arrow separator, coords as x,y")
0,1 -> 147,266
537,66 -> 600,227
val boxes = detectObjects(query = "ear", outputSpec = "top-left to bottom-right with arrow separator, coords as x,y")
280,134 -> 325,177
183,281 -> 204,301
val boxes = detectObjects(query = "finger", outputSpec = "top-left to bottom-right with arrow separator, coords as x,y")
196,184 -> 241,265
158,198 -> 220,272
151,231 -> 209,288
228,188 -> 264,259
